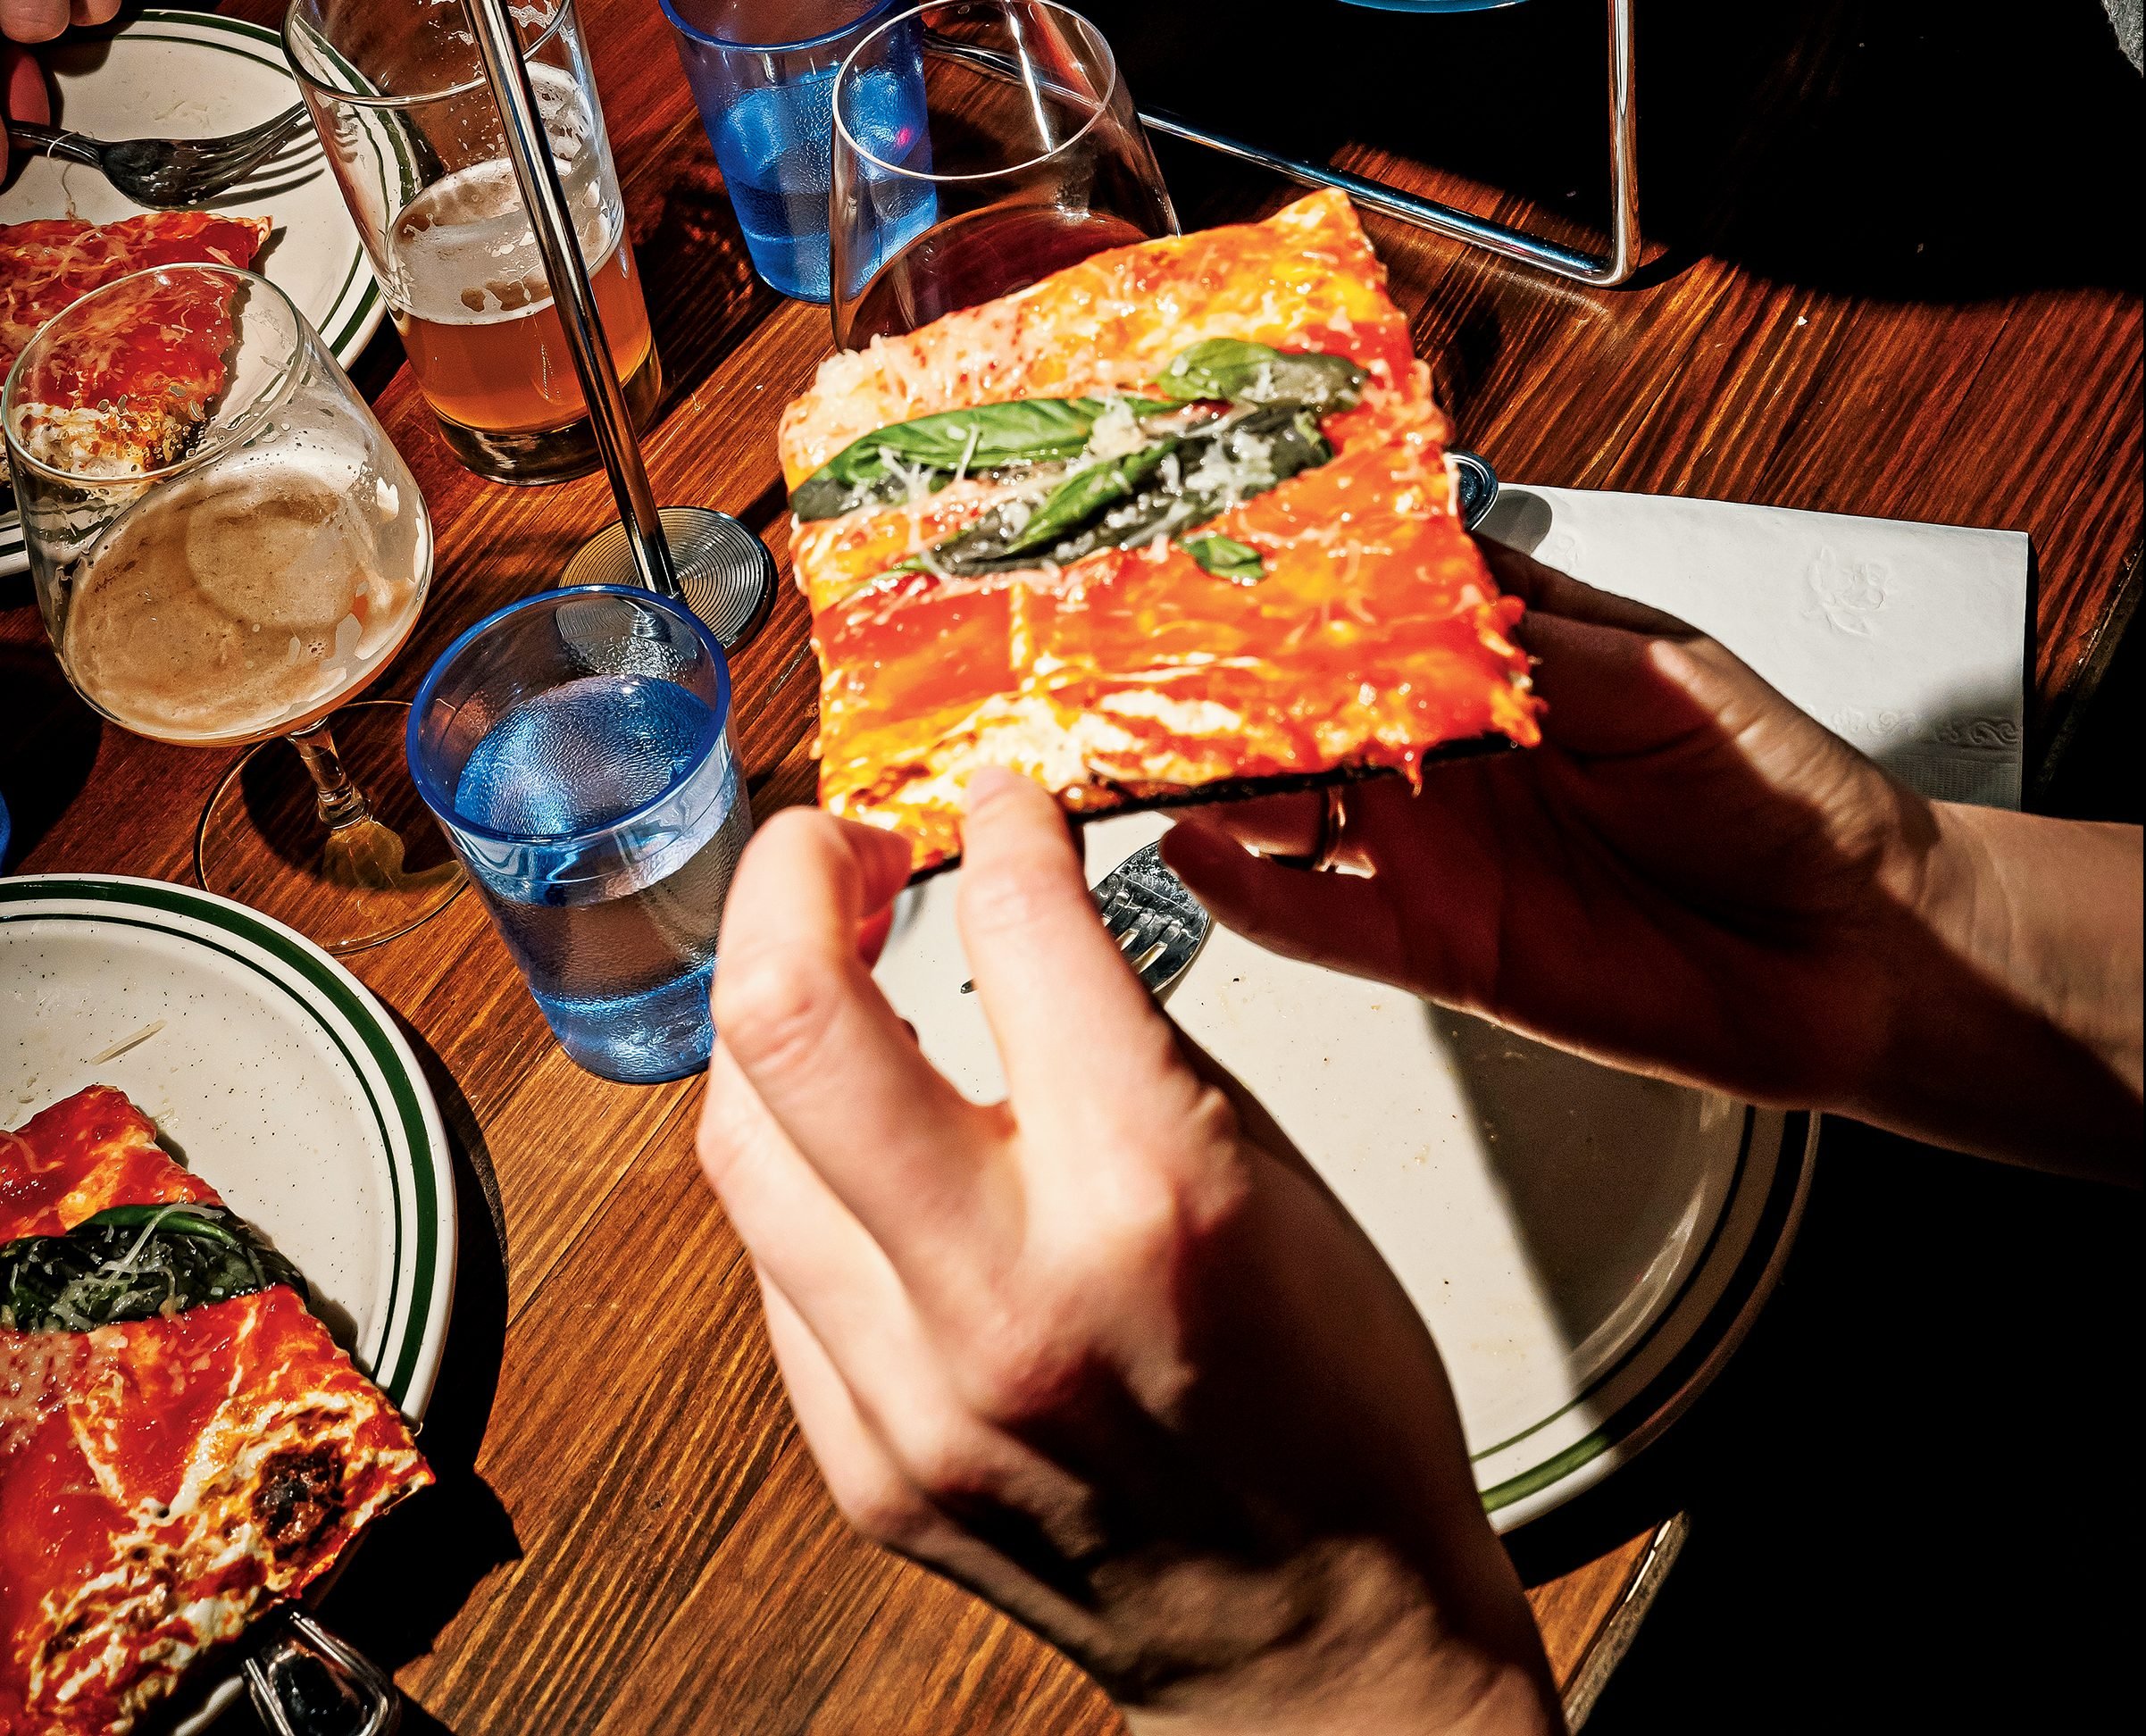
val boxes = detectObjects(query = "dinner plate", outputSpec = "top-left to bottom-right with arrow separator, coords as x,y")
0,8 -> 383,576
0,873 -> 455,1415
875,810 -> 1816,1531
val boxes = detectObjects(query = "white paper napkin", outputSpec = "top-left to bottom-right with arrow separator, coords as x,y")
1478,487 -> 2030,809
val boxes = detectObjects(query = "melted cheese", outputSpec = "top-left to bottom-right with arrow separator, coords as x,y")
779,190 -> 1435,488
788,196 -> 1538,872
1,1089 -> 430,1736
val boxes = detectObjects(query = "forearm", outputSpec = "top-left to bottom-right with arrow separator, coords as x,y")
1857,804 -> 2142,1181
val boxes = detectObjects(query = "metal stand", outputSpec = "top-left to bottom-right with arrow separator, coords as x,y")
1165,0 -> 1636,283
933,0 -> 1638,286
463,0 -> 776,646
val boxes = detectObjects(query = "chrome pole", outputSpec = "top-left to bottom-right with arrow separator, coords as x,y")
462,0 -> 680,595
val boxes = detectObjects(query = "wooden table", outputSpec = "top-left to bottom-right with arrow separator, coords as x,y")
3,1 -> 2136,1729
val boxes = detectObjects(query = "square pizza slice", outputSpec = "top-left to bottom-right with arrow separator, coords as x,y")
779,190 -> 1541,872
0,1087 -> 430,1736
0,212 -> 271,476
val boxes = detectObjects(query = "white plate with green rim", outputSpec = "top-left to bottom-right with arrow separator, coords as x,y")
874,810 -> 1816,1532
0,872 -> 455,1417
0,7 -> 384,576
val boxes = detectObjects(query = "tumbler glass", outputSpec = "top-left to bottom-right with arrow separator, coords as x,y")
283,0 -> 660,485
661,0 -> 930,302
407,587 -> 753,1083
830,0 -> 1176,345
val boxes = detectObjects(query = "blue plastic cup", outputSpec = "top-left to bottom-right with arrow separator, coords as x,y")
662,0 -> 931,302
407,588 -> 753,1084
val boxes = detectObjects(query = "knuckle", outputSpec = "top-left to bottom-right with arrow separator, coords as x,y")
954,854 -> 1067,943
827,1467 -> 931,1549
713,950 -> 840,1080
890,1411 -> 992,1502
962,1304 -> 1081,1426
693,1081 -> 748,1190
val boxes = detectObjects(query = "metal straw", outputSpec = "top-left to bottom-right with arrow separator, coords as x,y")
462,0 -> 680,596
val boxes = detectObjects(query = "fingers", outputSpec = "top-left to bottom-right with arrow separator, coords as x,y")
1477,537 -> 1698,639
712,807 -> 1005,1272
698,1035 -> 910,1355
4,41 -> 47,171
0,1 -> 67,44
756,1269 -> 937,1553
1162,820 -> 1406,981
956,771 -> 1201,1148
71,0 -> 120,25
1521,610 -> 1751,758
1174,789 -> 1326,861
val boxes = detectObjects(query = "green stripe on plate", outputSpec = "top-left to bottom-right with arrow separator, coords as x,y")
1478,1110 -> 1814,1515
0,877 -> 443,1408
1467,1105 -> 1758,1465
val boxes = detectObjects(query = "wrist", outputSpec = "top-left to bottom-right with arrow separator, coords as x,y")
1852,800 -> 2142,1175
1120,1541 -> 1562,1736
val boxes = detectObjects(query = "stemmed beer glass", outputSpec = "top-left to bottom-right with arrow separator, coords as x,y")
3,265 -> 460,954
830,0 -> 1178,345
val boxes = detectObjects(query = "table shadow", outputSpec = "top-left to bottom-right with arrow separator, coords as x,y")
0,638 -> 102,869
1520,1118 -> 2140,1732
1089,0 -> 2142,300
198,1022 -> 514,1736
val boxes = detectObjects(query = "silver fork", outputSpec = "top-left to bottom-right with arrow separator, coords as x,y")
960,840 -> 1211,997
5,104 -> 314,210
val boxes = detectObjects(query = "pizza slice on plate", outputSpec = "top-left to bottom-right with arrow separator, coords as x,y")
780,189 -> 1541,872
0,1086 -> 430,1736
0,211 -> 271,476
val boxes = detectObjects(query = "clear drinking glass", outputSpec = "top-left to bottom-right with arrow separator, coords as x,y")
661,0 -> 927,302
283,0 -> 660,485
407,587 -> 753,1083
3,265 -> 460,954
829,0 -> 1176,345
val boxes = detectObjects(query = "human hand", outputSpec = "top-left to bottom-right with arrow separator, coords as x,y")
699,772 -> 1562,1735
2,0 -> 119,42
1164,542 -> 2142,1179
4,2 -> 120,177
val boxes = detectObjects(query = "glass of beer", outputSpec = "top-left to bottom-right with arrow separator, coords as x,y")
284,0 -> 659,485
828,0 -> 1177,345
3,264 -> 461,955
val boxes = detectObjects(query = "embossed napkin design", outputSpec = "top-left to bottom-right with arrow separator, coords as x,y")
1481,488 -> 2027,809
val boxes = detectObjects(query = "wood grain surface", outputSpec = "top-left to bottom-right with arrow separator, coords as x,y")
1,1 -> 2137,1731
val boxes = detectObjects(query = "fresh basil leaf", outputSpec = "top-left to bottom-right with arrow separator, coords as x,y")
993,443 -> 1179,560
1,1204 -> 307,1333
1180,534 -> 1265,582
792,396 -> 1177,521
1153,338 -> 1367,413
912,403 -> 1332,579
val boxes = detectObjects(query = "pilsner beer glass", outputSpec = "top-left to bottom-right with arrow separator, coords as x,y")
3,266 -> 461,954
284,0 -> 659,485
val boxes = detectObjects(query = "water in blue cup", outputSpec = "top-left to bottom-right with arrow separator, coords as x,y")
408,588 -> 752,1084
663,0 -> 934,301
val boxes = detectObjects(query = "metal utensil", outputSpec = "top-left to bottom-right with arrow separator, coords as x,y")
960,840 -> 1209,996
244,1608 -> 400,1736
1450,448 -> 1499,530
5,104 -> 313,210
